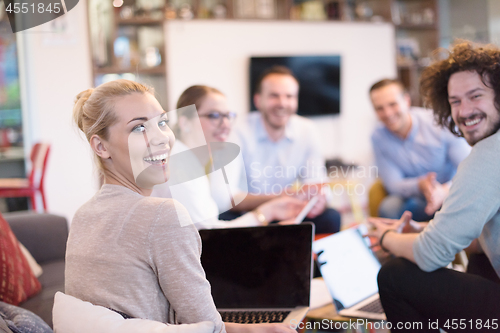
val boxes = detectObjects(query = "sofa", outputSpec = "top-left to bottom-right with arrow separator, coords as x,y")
3,211 -> 68,329
0,212 -> 222,333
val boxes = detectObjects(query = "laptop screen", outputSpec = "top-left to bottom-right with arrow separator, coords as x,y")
312,226 -> 381,309
200,224 -> 313,309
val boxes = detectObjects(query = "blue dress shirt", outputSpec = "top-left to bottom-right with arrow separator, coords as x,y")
371,108 -> 471,198
235,112 -> 326,195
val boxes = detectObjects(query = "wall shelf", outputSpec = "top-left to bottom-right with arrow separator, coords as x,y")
88,0 -> 439,108
115,17 -> 164,25
93,65 -> 165,76
396,23 -> 437,30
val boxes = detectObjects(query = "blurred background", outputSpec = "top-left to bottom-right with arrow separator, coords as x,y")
0,0 -> 498,223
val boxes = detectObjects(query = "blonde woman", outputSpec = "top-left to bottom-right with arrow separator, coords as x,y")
66,79 -> 295,333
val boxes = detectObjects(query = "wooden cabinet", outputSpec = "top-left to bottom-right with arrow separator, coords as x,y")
394,0 -> 439,106
89,0 -> 167,105
361,0 -> 439,105
87,0 -> 438,107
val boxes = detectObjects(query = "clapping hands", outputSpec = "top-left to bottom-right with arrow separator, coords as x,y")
367,211 -> 423,245
418,172 -> 449,216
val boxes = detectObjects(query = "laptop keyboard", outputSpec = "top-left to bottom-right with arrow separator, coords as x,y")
220,310 -> 291,323
358,298 -> 384,314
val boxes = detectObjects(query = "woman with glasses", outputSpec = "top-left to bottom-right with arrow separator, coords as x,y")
152,85 -> 305,229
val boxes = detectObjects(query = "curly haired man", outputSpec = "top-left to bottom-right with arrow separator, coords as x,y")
369,41 -> 500,332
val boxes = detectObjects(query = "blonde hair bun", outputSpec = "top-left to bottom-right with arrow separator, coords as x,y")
73,88 -> 94,133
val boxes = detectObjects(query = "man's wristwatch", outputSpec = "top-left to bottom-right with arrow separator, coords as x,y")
253,209 -> 267,225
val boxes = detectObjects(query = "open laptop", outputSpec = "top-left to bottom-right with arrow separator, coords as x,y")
312,225 -> 386,320
199,223 -> 314,325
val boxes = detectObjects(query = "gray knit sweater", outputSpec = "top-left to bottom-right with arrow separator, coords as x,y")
414,130 -> 500,277
65,184 -> 225,332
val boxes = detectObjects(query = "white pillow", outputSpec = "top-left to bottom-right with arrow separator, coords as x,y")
52,292 -> 215,333
18,242 -> 43,278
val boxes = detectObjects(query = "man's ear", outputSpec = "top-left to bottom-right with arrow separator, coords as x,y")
253,93 -> 261,110
90,135 -> 111,160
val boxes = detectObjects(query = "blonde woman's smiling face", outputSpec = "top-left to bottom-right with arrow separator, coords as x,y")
105,93 -> 175,189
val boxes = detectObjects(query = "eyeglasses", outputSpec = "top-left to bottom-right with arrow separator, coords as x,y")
199,111 -> 237,125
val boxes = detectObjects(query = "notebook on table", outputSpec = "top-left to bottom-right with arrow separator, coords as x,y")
312,225 -> 386,321
199,223 -> 314,325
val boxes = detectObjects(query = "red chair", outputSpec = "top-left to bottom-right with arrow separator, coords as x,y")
0,143 -> 51,211
0,129 -> 11,155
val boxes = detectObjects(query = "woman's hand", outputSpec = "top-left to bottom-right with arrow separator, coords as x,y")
225,322 -> 297,333
305,194 -> 326,219
290,184 -> 327,218
257,196 -> 306,223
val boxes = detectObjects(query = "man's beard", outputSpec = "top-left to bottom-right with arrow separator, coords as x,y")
466,117 -> 500,146
262,108 -> 290,130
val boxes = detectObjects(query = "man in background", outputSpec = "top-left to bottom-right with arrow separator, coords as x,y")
370,79 -> 470,221
232,66 -> 340,234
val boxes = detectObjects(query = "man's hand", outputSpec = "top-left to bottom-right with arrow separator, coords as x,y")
418,172 -> 449,215
418,172 -> 436,201
368,211 -> 414,241
424,182 -> 449,215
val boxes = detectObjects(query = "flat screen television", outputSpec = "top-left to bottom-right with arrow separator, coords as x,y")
249,55 -> 341,116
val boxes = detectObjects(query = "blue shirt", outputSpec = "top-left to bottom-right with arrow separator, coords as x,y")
235,112 -> 326,195
371,108 -> 471,198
